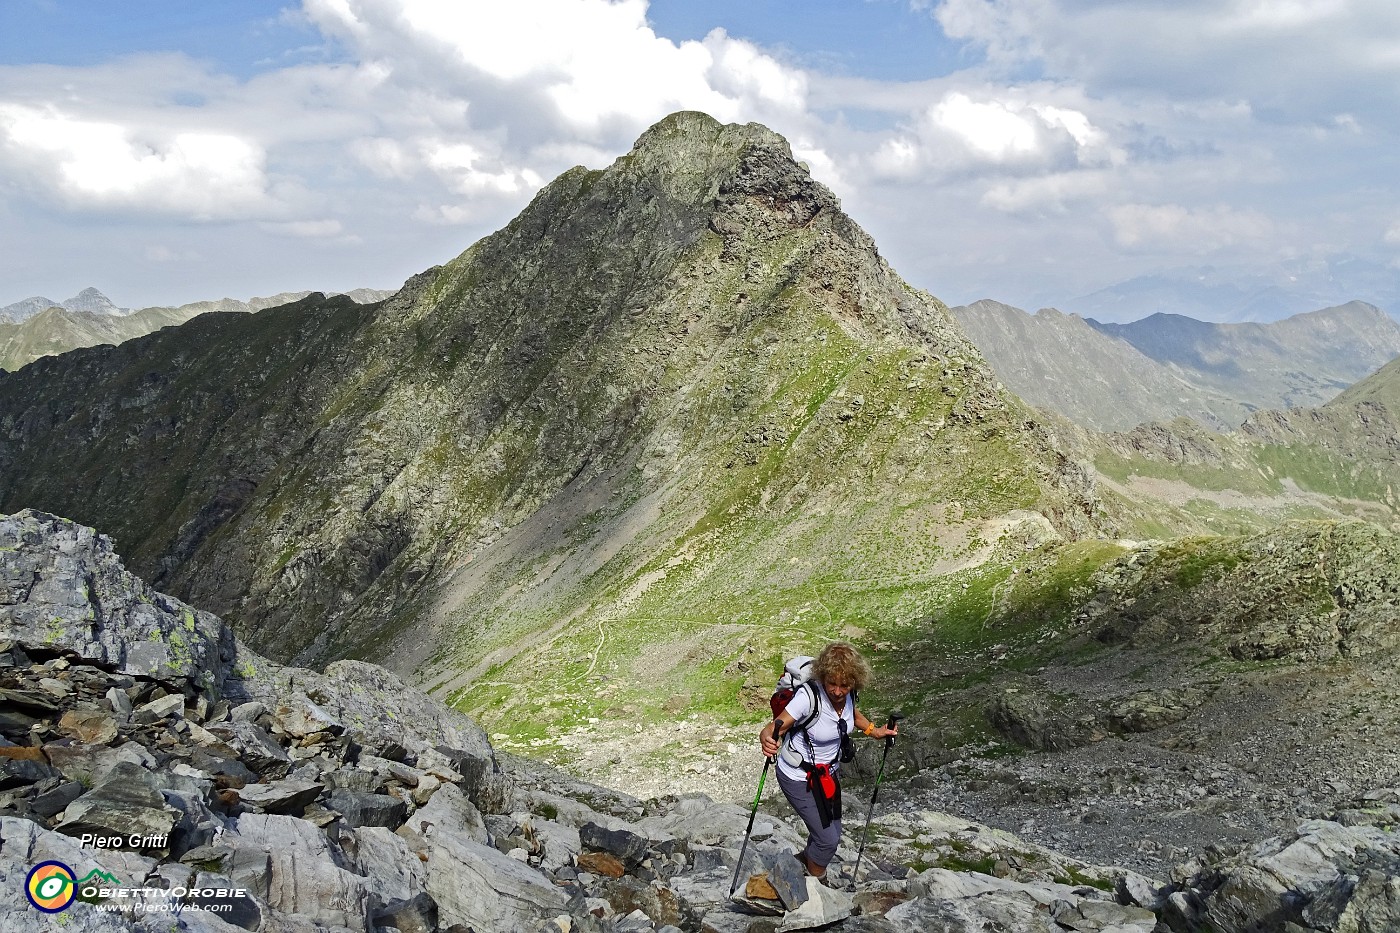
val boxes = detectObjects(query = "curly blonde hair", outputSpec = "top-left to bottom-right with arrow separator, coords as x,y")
810,641 -> 872,692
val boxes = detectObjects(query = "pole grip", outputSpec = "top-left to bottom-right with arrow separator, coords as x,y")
885,710 -> 905,749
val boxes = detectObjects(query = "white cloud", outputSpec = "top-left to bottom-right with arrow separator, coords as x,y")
864,86 -> 1114,183
0,104 -> 270,219
930,0 -> 1400,122
262,219 -> 345,238
301,0 -> 806,136
1108,203 -> 1275,252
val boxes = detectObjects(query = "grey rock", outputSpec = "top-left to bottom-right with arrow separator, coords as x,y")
776,877 -> 853,931
1195,819 -> 1400,933
766,853 -> 809,912
236,778 -> 323,815
1,756 -> 55,790
424,828 -> 568,931
350,825 -> 427,904
229,701 -> 265,723
328,787 -> 408,828
374,891 -> 439,933
581,820 -> 649,867
205,719 -> 291,778
434,744 -> 514,814
639,795 -> 804,851
225,812 -> 371,929
233,658 -> 491,767
105,686 -> 133,718
57,760 -> 178,849
0,511 -> 234,697
45,740 -> 156,785
187,870 -> 265,930
161,787 -> 224,855
886,892 -> 1062,932
1050,897 -> 1157,932
269,694 -> 343,738
136,693 -> 185,721
534,817 -> 583,874
29,778 -> 83,818
327,763 -> 387,793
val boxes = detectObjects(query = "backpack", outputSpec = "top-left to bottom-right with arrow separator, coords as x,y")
769,656 -> 858,759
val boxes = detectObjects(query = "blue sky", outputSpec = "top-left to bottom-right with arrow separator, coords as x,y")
2,0 -> 1399,320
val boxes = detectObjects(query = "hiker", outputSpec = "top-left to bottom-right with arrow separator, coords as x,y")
758,641 -> 897,880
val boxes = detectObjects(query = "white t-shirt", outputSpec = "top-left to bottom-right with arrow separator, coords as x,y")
776,683 -> 854,782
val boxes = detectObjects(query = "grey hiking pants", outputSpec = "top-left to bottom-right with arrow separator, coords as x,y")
777,768 -> 841,868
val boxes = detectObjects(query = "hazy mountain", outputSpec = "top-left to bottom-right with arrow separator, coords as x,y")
0,288 -> 394,372
0,287 -> 127,323
950,299 -> 1251,431
953,299 -> 1400,431
1067,256 -> 1400,324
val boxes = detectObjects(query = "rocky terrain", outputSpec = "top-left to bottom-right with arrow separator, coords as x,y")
5,511 -> 1400,932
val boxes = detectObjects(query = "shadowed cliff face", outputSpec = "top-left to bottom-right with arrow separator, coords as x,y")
0,112 -> 1108,683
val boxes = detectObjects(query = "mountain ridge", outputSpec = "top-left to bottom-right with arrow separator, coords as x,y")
953,298 -> 1400,431
0,288 -> 394,373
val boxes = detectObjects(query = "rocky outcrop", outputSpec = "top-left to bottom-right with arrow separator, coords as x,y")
0,510 -> 234,696
1164,809 -> 1400,932
1084,521 -> 1400,662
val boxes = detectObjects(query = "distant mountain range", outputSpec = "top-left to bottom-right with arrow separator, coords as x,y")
0,286 -> 129,321
953,299 -> 1400,431
0,287 -> 393,372
1063,255 -> 1400,324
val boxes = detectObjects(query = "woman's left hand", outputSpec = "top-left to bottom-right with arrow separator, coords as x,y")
868,724 -> 898,739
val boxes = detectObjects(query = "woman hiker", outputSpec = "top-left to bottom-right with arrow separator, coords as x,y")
758,641 -> 898,881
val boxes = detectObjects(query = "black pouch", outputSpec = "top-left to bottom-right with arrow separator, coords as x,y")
805,762 -> 843,828
838,717 -> 855,763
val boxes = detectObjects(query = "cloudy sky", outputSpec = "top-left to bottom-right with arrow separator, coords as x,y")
2,0 -> 1398,317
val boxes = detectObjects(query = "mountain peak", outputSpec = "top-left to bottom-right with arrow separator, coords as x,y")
62,287 -> 127,316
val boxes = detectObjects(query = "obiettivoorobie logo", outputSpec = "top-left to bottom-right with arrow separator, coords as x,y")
24,862 -> 123,913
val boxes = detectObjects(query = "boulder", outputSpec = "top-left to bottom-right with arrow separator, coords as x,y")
56,760 -> 178,850
767,852 -> 810,911
236,778 -> 324,815
580,820 -> 649,868
0,511 -> 234,698
224,812 -> 372,929
424,829 -> 569,930
58,708 -> 118,743
205,720 -> 291,779
1195,819 -> 1400,933
776,877 -> 853,932
350,825 -> 427,904
398,780 -> 487,845
327,788 -> 408,828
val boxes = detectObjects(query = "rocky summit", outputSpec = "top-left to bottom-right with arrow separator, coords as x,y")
4,512 -> 1400,932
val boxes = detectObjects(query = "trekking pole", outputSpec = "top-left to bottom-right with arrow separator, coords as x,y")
730,716 -> 782,897
848,711 -> 905,890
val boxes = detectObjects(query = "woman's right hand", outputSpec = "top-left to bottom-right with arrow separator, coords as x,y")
760,724 -> 780,758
